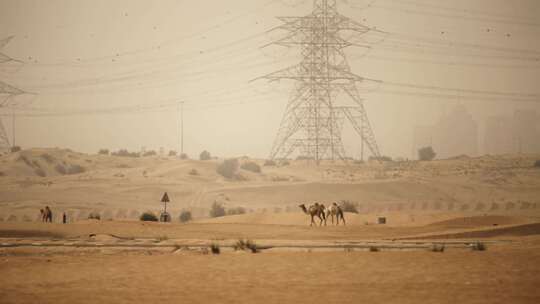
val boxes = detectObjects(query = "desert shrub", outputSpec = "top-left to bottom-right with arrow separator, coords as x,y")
418,146 -> 436,161
534,160 -> 540,168
296,155 -> 313,160
430,244 -> 445,253
112,149 -> 140,158
339,200 -> 359,213
241,161 -> 261,173
179,210 -> 192,223
369,155 -> 393,162
17,155 -> 32,167
233,239 -> 258,253
34,168 -> 46,177
41,153 -> 55,164
67,164 -> 85,175
199,150 -> 211,160
354,160 -> 365,165
264,160 -> 276,166
180,153 -> 189,160
142,150 -> 157,157
210,243 -> 220,255
216,158 -> 239,179
140,212 -> 158,222
98,149 -> 109,155
168,150 -> 177,157
369,246 -> 380,252
55,164 -> 66,175
227,207 -> 246,215
88,212 -> 101,220
471,242 -> 486,251
280,160 -> 290,166
10,146 -> 21,153
189,169 -> 199,176
0,171 -> 5,177
209,202 -> 226,218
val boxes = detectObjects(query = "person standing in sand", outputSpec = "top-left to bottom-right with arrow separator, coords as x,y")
62,212 -> 67,224
44,206 -> 53,223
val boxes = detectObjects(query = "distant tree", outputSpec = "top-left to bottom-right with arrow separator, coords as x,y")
98,149 -> 109,155
418,146 -> 436,161
179,210 -> 192,223
217,158 -> 239,179
180,153 -> 189,160
112,149 -> 140,158
199,150 -> 211,161
241,161 -> 261,173
168,150 -> 177,157
209,201 -> 226,218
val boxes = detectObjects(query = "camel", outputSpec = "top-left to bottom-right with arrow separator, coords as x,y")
326,202 -> 346,225
299,203 -> 326,226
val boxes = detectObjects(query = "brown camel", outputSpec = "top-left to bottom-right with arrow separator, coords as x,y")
326,202 -> 346,225
299,203 -> 326,226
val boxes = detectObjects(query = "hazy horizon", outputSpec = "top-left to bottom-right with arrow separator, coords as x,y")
1,0 -> 540,159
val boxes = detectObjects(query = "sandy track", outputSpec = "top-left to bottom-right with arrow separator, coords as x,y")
1,245 -> 539,304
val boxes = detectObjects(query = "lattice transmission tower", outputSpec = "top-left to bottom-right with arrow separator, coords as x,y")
0,36 -> 25,152
260,0 -> 381,164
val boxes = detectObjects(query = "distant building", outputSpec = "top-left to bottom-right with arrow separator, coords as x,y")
483,109 -> 540,155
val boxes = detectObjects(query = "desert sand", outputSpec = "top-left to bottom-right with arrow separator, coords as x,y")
1,148 -> 540,303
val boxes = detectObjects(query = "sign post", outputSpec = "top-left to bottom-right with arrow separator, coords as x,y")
160,192 -> 171,222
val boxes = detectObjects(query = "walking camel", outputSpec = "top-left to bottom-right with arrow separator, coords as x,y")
325,202 -> 346,226
299,203 -> 326,226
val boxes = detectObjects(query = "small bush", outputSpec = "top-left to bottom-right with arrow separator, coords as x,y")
418,146 -> 436,161
264,160 -> 276,166
241,161 -> 261,173
10,146 -> 21,153
471,242 -> 487,251
168,150 -> 177,157
233,239 -> 258,253
339,200 -> 359,213
98,149 -> 109,155
430,244 -> 445,253
55,164 -> 66,175
227,207 -> 246,216
369,246 -> 380,252
112,149 -> 140,158
180,153 -> 188,160
34,168 -> 46,177
217,158 -> 239,179
199,150 -> 211,161
88,212 -> 101,220
210,243 -> 220,255
280,160 -> 290,166
140,212 -> 158,222
534,160 -> 540,168
296,155 -> 313,160
369,155 -> 393,162
41,153 -> 55,164
209,201 -> 226,218
179,210 -> 192,223
67,164 -> 85,175
188,169 -> 199,176
142,150 -> 157,157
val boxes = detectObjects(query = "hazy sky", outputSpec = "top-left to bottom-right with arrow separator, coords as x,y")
1,0 -> 539,159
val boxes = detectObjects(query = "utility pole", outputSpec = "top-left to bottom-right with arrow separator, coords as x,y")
177,101 -> 185,156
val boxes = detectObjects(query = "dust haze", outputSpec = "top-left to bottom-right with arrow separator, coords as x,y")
1,1 -> 540,303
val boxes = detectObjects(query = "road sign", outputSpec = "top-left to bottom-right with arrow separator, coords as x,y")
161,192 -> 170,203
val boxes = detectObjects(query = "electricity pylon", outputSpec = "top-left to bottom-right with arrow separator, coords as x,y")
259,0 -> 381,164
0,36 -> 25,152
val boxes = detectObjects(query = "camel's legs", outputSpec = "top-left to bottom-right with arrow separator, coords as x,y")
310,215 -> 315,226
